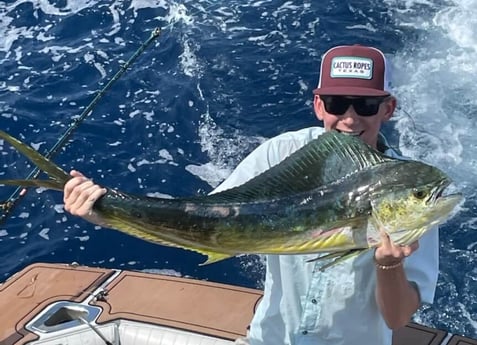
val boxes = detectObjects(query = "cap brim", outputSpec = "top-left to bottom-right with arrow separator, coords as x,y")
313,86 -> 390,97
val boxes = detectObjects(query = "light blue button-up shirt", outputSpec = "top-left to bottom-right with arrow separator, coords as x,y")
213,127 -> 439,345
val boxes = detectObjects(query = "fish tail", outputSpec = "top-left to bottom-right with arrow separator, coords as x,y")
0,130 -> 70,191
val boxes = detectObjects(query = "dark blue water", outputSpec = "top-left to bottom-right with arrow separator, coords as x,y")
1,0 -> 477,338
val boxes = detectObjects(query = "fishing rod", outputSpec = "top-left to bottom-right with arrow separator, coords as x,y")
0,2 -> 227,223
0,27 -> 162,224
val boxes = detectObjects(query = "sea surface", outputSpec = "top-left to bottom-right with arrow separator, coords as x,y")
1,0 -> 476,338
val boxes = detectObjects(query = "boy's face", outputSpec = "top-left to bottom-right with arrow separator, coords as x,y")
313,95 -> 396,149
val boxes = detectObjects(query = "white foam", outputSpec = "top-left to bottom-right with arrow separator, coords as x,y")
389,0 -> 477,191
185,162 -> 232,189
386,0 -> 477,335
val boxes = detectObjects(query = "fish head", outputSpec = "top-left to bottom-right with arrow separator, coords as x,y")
369,160 -> 463,246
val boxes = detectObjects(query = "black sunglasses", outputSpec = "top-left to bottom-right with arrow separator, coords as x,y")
320,95 -> 389,117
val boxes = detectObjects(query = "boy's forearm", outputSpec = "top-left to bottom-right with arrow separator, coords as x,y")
375,265 -> 420,329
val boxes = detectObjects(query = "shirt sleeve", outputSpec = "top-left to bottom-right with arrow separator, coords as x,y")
403,226 -> 439,304
212,138 -> 277,193
212,129 -> 321,193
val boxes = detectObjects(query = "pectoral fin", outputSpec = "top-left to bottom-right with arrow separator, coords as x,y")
307,249 -> 370,271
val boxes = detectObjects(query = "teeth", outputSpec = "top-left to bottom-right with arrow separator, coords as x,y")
337,130 -> 361,136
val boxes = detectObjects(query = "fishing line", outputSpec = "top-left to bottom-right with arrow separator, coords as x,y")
397,106 -> 418,131
0,27 -> 162,224
394,105 -> 420,152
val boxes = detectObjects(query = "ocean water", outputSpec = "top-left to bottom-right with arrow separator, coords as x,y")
0,0 -> 476,338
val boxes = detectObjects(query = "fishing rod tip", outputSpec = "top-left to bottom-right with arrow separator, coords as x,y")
152,27 -> 161,37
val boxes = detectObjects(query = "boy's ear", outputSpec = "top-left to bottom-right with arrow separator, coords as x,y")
314,95 -> 324,121
383,96 -> 397,121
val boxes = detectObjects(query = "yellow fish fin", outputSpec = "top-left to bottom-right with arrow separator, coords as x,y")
107,223 -> 234,265
198,251 -> 234,266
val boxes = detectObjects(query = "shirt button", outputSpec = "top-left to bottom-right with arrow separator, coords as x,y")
302,330 -> 308,335
311,298 -> 317,304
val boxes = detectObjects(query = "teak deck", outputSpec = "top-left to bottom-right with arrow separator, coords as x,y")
0,263 -> 475,345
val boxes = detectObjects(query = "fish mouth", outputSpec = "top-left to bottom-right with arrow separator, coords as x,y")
431,178 -> 462,206
430,178 -> 450,202
435,179 -> 449,199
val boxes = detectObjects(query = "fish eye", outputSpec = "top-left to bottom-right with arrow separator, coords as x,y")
412,189 -> 427,200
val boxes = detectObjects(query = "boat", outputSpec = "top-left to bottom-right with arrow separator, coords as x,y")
1,262 -> 476,345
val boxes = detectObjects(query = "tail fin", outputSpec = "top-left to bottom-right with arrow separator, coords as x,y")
0,130 -> 70,191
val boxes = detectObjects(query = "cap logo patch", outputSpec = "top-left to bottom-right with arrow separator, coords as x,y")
330,56 -> 373,79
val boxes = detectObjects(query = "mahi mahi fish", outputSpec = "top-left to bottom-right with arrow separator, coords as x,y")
0,130 -> 462,267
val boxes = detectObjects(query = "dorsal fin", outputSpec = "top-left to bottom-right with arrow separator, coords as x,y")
202,131 -> 394,203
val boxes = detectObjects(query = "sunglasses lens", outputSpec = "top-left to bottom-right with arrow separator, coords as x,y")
321,96 -> 386,117
321,96 -> 351,115
352,98 -> 383,116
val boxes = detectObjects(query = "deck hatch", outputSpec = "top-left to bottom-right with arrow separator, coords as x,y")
26,301 -> 102,333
